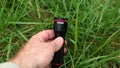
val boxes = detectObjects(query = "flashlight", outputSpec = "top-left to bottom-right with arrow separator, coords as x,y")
52,17 -> 68,68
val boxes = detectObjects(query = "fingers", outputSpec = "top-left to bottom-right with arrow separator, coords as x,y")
50,37 -> 64,52
64,40 -> 67,54
65,40 -> 67,45
47,39 -> 67,54
34,30 -> 55,42
64,48 -> 67,55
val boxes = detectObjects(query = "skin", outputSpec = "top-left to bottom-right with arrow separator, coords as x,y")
10,30 -> 67,68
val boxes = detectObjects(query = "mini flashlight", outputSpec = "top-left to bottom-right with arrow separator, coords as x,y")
52,17 -> 68,68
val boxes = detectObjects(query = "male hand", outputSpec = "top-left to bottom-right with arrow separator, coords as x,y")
10,30 -> 67,68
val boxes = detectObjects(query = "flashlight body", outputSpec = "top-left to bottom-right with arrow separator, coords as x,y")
52,18 -> 68,68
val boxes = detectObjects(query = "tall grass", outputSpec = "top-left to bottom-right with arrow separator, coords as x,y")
0,0 -> 120,68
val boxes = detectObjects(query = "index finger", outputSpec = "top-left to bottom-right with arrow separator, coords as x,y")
34,30 -> 55,42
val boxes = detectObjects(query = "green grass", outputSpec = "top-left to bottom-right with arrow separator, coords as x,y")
0,0 -> 120,68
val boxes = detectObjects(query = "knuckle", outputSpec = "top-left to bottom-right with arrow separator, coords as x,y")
29,35 -> 38,42
31,35 -> 37,39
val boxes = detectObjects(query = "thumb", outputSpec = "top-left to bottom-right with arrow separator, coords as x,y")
50,37 -> 64,52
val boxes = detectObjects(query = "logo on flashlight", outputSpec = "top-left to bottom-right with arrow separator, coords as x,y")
57,22 -> 64,24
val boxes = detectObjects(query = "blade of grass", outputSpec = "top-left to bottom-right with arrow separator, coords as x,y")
6,34 -> 12,61
68,48 -> 75,68
35,0 -> 41,19
17,30 -> 28,41
9,22 -> 50,24
74,0 -> 83,57
62,0 -> 67,12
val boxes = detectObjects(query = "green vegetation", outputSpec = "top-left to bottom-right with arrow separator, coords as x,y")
0,0 -> 120,68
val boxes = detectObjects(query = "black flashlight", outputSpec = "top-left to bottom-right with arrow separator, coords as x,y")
52,17 -> 68,68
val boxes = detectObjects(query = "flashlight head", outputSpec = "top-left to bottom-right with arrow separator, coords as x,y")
54,17 -> 68,39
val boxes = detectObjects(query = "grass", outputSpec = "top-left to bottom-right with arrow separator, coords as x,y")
0,0 -> 120,68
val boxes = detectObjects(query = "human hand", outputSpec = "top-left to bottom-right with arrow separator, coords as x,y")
10,30 -> 67,68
